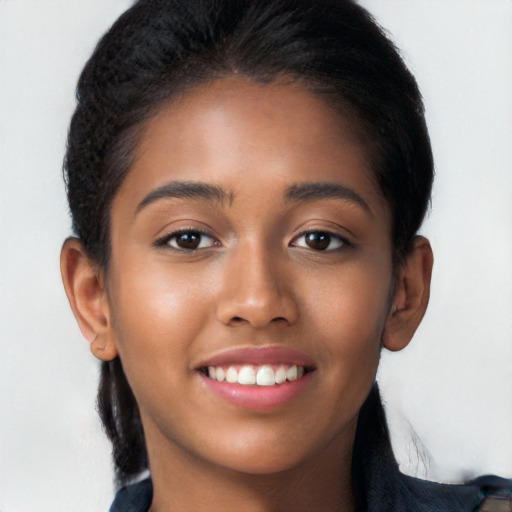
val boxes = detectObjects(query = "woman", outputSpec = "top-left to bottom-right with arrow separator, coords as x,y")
59,0 -> 511,510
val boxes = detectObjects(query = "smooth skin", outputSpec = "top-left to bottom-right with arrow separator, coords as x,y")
61,77 -> 433,512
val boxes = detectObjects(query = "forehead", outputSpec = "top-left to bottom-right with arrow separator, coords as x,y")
140,76 -> 369,166
114,76 -> 386,216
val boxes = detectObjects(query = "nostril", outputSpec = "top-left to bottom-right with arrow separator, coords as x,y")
231,316 -> 288,324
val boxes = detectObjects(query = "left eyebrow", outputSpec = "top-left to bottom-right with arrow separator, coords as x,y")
135,180 -> 232,215
285,182 -> 373,216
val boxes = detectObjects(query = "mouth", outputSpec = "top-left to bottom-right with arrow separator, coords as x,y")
198,363 -> 315,386
195,346 -> 316,410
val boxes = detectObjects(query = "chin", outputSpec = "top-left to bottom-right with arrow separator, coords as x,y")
216,452 -> 309,476
200,430 -> 326,477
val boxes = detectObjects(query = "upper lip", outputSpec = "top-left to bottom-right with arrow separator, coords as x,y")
194,346 -> 316,369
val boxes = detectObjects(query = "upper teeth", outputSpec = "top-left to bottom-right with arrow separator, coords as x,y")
207,364 -> 306,386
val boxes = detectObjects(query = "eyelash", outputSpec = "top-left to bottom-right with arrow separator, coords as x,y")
154,228 -> 349,253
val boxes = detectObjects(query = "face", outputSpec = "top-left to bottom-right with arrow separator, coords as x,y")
106,77 -> 394,475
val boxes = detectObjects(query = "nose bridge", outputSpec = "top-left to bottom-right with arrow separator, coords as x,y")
216,240 -> 297,328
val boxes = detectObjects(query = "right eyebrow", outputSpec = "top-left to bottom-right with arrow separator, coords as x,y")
135,180 -> 232,215
285,181 -> 373,217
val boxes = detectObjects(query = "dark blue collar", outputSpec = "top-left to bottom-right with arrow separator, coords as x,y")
109,477 -> 152,512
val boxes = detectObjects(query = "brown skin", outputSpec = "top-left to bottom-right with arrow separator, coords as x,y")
61,77 -> 433,512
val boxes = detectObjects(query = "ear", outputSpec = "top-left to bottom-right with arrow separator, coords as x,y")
382,236 -> 433,352
60,237 -> 118,361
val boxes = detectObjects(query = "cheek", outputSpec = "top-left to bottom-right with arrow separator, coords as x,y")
105,262 -> 221,437
305,256 -> 393,363
107,257 -> 218,375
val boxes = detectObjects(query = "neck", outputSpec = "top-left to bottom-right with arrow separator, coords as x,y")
146,422 -> 358,512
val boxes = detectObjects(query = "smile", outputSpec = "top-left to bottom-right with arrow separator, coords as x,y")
196,347 -> 316,410
201,364 -> 312,386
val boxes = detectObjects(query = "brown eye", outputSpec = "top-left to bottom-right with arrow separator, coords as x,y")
305,232 -> 330,250
293,231 -> 345,251
168,231 -> 216,250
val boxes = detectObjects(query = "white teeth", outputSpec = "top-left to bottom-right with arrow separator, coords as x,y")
286,365 -> 298,382
274,365 -> 286,384
215,367 -> 226,382
226,366 -> 238,383
256,365 -> 275,386
206,364 -> 307,385
238,365 -> 256,385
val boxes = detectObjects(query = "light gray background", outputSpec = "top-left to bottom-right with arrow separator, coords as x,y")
1,1 -> 511,510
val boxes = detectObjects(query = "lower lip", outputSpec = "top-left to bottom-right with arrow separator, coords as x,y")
198,372 -> 314,410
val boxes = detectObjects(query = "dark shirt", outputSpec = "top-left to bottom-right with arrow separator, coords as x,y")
109,385 -> 512,511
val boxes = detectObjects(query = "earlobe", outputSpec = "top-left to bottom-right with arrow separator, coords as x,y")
382,236 -> 433,352
60,237 -> 118,361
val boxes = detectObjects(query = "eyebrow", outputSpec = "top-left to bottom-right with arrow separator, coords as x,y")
135,180 -> 232,214
285,182 -> 372,215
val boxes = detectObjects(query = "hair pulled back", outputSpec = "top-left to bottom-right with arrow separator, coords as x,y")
64,0 -> 433,486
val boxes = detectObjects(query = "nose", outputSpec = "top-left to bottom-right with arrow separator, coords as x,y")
215,244 -> 299,328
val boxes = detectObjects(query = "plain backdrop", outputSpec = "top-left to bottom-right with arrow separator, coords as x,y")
1,1 -> 511,510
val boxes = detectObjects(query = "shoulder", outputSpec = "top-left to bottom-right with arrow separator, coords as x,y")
109,477 -> 152,512
397,473 -> 512,512
471,475 -> 512,512
354,385 -> 512,512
